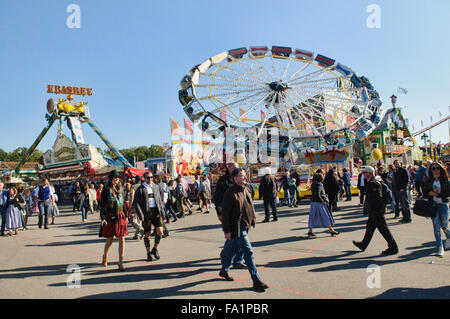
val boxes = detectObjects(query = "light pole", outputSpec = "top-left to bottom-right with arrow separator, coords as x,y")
421,133 -> 429,159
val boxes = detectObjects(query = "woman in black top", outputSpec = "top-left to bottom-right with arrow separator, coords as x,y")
307,173 -> 339,238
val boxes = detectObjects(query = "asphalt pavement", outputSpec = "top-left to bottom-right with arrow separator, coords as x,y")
1,197 -> 450,299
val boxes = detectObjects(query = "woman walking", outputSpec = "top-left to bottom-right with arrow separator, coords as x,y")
307,173 -> 339,238
4,187 -> 24,236
80,186 -> 90,222
423,162 -> 450,257
99,170 -> 128,271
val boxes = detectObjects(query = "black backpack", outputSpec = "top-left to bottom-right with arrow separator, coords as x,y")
380,181 -> 392,205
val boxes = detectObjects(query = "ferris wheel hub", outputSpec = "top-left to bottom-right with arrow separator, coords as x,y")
269,81 -> 288,92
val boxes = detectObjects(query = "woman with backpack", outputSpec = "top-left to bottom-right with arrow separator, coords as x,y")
423,162 -> 450,257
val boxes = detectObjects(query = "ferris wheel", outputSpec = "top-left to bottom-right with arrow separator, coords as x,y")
178,45 -> 384,155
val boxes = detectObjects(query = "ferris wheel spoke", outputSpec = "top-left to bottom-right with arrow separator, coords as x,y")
249,57 -> 277,83
284,94 -> 323,136
234,59 -> 272,84
207,88 -> 270,114
288,76 -> 340,88
285,61 -> 311,82
281,57 -> 294,82
287,90 -> 332,123
230,91 -> 273,126
201,72 -> 266,87
286,68 -> 329,86
211,62 -> 268,85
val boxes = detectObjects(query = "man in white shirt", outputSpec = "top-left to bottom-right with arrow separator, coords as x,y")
134,172 -> 165,261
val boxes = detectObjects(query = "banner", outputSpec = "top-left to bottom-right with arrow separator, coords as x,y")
67,117 -> 85,145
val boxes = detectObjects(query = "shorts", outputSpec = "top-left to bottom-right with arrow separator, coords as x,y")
143,208 -> 163,233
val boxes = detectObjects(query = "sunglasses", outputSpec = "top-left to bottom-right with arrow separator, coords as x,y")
146,176 -> 153,179
431,167 -> 441,171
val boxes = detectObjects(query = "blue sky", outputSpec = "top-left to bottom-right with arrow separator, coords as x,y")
0,0 -> 449,153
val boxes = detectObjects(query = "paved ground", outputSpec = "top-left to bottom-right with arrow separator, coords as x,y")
1,197 -> 450,299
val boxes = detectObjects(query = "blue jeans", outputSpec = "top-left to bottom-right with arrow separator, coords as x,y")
81,206 -> 88,221
432,203 -> 450,250
220,229 -> 260,283
394,191 -> 412,221
38,200 -> 51,227
344,184 -> 352,200
282,188 -> 290,205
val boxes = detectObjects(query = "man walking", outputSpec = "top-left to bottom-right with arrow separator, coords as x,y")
414,162 -> 426,197
134,172 -> 165,261
219,168 -> 269,291
353,166 -> 398,255
281,170 -> 291,206
259,167 -> 278,222
342,168 -> 352,201
393,160 -> 412,223
213,162 -> 246,269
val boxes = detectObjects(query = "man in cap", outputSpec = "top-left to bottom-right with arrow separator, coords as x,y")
353,166 -> 398,255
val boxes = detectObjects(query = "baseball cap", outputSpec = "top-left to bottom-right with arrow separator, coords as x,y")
361,166 -> 375,174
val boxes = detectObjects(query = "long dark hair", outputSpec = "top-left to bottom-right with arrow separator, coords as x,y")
313,173 -> 323,183
429,162 -> 448,180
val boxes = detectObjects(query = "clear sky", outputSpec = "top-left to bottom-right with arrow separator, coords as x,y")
0,0 -> 449,153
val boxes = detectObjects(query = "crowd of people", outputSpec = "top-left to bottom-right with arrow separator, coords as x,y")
1,159 -> 449,292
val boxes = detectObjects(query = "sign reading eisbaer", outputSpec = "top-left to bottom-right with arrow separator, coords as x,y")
47,85 -> 92,96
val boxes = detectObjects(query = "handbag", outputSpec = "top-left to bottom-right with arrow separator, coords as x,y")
413,198 -> 438,218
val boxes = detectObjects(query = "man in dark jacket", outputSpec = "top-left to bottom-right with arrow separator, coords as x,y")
353,166 -> 398,255
134,171 -> 165,261
393,160 -> 412,223
259,167 -> 278,222
213,162 -> 246,269
219,168 -> 269,292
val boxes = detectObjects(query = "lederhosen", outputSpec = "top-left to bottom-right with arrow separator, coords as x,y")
143,186 -> 163,233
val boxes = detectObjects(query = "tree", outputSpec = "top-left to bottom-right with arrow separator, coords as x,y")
0,148 -> 7,161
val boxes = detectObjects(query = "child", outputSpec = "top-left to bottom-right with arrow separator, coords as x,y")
289,178 -> 299,208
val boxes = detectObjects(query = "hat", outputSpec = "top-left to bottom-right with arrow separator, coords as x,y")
108,170 -> 119,179
361,166 -> 375,174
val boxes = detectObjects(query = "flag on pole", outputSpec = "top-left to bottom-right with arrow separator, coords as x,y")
170,118 -> 180,136
184,118 -> 193,135
397,87 -> 408,94
261,110 -> 266,122
240,108 -> 248,122
220,109 -> 227,122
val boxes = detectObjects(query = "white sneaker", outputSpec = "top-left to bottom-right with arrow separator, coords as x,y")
437,245 -> 444,257
444,239 -> 450,251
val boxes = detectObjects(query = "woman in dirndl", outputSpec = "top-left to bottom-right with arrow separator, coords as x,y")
307,173 -> 340,238
99,170 -> 128,271
5,187 -> 24,236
